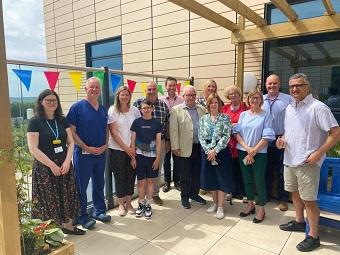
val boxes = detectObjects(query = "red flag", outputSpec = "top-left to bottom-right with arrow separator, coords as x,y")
127,79 -> 136,93
44,71 -> 60,91
176,82 -> 181,95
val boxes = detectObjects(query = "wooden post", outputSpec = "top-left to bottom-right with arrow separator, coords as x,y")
236,16 -> 245,95
0,0 -> 22,254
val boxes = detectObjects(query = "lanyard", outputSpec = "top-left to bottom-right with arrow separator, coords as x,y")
46,119 -> 59,139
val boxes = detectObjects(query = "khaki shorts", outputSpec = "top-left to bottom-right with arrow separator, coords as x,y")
284,164 -> 320,201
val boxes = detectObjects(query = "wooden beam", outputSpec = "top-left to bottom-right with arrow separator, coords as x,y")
322,0 -> 336,16
236,16 -> 245,95
168,0 -> 239,31
314,42 -> 331,59
291,57 -> 340,68
0,0 -> 21,254
272,47 -> 295,60
217,0 -> 267,27
231,14 -> 340,43
270,0 -> 298,22
290,45 -> 312,60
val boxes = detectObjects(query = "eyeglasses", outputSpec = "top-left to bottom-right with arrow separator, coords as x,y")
44,99 -> 58,104
141,106 -> 153,110
250,97 -> 261,101
289,84 -> 307,89
147,88 -> 157,91
185,94 -> 196,97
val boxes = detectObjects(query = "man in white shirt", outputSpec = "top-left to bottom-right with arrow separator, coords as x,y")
277,73 -> 339,252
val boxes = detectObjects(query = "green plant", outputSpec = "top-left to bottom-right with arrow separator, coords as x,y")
327,142 -> 340,158
20,219 -> 64,255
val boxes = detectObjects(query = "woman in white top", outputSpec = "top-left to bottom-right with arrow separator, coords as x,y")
108,86 -> 141,216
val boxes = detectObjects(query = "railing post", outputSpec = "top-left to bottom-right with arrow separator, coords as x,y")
103,67 -> 114,209
0,0 -> 21,254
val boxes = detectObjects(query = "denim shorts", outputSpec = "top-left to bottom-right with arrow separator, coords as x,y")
136,154 -> 159,180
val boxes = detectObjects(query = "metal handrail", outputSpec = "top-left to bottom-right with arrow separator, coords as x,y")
6,59 -> 190,81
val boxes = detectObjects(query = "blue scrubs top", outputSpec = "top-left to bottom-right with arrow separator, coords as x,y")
66,99 -> 108,151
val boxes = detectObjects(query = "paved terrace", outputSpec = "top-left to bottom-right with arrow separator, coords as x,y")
66,187 -> 340,255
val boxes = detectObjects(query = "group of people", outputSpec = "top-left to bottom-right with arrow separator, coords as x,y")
27,73 -> 339,252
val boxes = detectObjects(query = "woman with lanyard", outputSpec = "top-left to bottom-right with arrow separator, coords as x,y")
199,93 -> 234,220
27,89 -> 84,235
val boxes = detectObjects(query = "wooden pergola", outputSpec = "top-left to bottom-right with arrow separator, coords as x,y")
168,0 -> 340,93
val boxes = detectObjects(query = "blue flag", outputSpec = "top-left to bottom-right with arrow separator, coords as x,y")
110,74 -> 122,93
13,69 -> 32,91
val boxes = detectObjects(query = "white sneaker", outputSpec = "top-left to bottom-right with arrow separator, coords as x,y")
215,207 -> 224,220
206,203 -> 217,213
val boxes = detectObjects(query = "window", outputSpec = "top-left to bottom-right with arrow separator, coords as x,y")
263,0 -> 340,121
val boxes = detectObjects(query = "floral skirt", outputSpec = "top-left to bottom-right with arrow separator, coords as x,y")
31,158 -> 79,225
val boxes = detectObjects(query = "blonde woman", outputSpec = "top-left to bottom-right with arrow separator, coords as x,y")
108,86 -> 141,216
233,89 -> 275,223
196,79 -> 217,108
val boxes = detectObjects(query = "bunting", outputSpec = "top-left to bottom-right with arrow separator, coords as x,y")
93,71 -> 105,87
44,71 -> 60,91
69,71 -> 82,91
12,69 -> 32,92
157,84 -> 164,95
110,74 -> 122,93
185,80 -> 191,86
176,83 -> 181,95
127,79 -> 136,93
140,82 -> 147,96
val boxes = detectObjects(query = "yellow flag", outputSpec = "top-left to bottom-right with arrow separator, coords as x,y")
141,82 -> 147,96
69,71 -> 82,91
185,80 -> 191,86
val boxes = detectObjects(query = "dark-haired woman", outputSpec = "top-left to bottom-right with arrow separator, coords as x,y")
27,89 -> 84,235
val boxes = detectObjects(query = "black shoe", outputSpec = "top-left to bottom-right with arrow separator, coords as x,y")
253,213 -> 265,223
174,182 -> 181,191
62,226 -> 86,235
239,207 -> 255,217
181,199 -> 191,209
163,182 -> 171,193
190,195 -> 207,205
279,220 -> 306,232
296,235 -> 320,252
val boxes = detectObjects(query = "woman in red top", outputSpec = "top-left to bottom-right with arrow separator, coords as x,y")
221,85 -> 248,200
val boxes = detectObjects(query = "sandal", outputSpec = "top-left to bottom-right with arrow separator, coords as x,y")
62,226 -> 86,235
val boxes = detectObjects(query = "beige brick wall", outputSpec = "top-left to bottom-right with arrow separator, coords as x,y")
43,0 -> 268,109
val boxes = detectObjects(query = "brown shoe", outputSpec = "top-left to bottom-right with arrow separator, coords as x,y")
153,195 -> 163,206
278,201 -> 288,211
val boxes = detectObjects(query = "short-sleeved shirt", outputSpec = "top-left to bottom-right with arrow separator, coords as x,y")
263,92 -> 292,135
107,106 -> 141,151
27,116 -> 69,159
233,110 -> 275,153
284,94 -> 339,167
66,99 -> 108,151
133,98 -> 169,139
130,117 -> 162,157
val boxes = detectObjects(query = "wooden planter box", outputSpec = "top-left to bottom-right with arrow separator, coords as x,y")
49,241 -> 74,255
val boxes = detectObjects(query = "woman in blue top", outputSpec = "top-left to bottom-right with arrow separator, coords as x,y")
234,89 -> 275,223
199,93 -> 234,220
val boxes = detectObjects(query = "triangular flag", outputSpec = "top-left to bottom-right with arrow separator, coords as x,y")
141,82 -> 147,96
110,74 -> 122,93
176,83 -> 181,95
127,79 -> 136,93
93,71 -> 104,87
44,71 -> 59,91
157,84 -> 164,95
185,80 -> 191,86
13,69 -> 32,92
69,71 -> 82,91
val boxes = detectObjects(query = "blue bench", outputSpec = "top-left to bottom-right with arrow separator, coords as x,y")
306,157 -> 340,232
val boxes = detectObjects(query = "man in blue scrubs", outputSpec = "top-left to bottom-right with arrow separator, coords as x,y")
67,77 -> 111,229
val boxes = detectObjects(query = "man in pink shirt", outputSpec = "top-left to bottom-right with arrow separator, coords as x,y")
159,77 -> 184,192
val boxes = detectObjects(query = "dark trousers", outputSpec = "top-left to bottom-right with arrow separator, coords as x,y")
265,143 -> 288,202
178,144 -> 201,201
163,150 -> 179,183
109,149 -> 136,198
73,150 -> 106,223
232,157 -> 245,197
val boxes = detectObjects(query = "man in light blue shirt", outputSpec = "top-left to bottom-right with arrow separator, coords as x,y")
262,74 -> 292,211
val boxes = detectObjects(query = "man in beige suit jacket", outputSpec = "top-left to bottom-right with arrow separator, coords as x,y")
170,86 -> 206,209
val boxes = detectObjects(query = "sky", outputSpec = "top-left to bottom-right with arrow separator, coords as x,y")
3,0 -> 48,97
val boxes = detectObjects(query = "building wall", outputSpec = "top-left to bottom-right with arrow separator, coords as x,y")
43,0 -> 268,109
